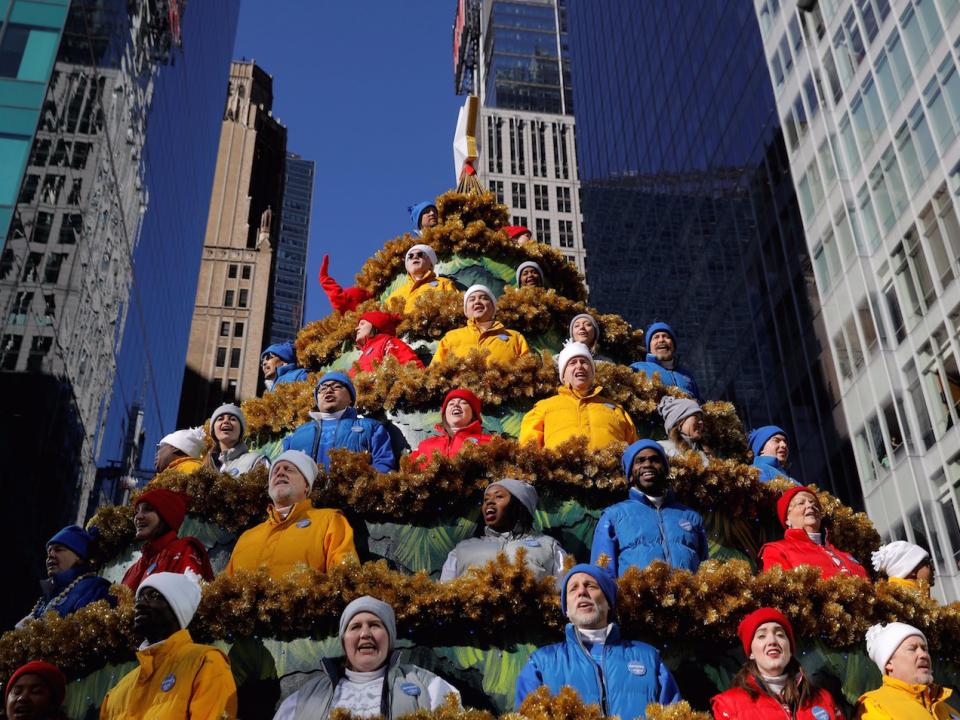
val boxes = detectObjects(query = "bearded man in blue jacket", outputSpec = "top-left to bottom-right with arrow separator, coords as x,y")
590,439 -> 708,576
514,563 -> 681,717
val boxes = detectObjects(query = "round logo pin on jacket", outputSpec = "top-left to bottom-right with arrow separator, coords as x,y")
400,682 -> 421,696
161,673 -> 176,692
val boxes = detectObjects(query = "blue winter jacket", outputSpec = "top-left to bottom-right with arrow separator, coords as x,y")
590,488 -> 708,576
630,355 -> 703,402
282,408 -> 396,473
273,363 -> 308,386
514,623 -> 681,718
752,455 -> 800,485
31,566 -> 114,619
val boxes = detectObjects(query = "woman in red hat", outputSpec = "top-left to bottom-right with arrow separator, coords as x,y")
121,488 -> 214,591
759,486 -> 868,579
711,608 -> 844,719
4,660 -> 69,719
350,310 -> 423,377
408,388 -> 494,468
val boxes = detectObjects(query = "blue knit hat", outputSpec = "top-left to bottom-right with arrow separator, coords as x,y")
748,425 -> 788,457
261,341 -> 296,363
645,321 -> 676,352
561,563 -> 617,616
47,525 -> 95,560
316,371 -> 356,403
408,200 -> 437,230
621,439 -> 669,477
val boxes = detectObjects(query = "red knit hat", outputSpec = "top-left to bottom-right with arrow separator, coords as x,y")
360,310 -> 401,336
737,608 -> 795,656
7,660 -> 67,708
504,225 -> 531,240
776,485 -> 819,528
135,488 -> 188,532
442,388 -> 482,420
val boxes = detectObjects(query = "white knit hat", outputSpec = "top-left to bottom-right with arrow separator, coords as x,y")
556,341 -> 594,379
209,404 -> 247,436
158,427 -> 206,459
271,449 -> 319,491
138,570 -> 202,629
515,261 -> 544,285
463,284 -> 497,315
866,622 -> 927,673
406,243 -> 437,266
872,541 -> 930,579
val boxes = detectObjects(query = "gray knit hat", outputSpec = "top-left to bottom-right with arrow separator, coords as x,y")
488,478 -> 538,518
209,403 -> 247,436
658,395 -> 702,434
568,313 -> 600,346
339,596 -> 397,650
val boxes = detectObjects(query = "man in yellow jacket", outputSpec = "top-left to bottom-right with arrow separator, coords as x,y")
100,571 -> 237,719
155,427 -> 206,474
856,621 -> 959,718
225,450 -> 358,579
431,284 -> 529,366
520,342 -> 637,450
386,244 -> 456,313
871,541 -> 934,598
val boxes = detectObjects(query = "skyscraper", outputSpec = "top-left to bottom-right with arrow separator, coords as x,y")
454,0 -> 586,271
565,1 -> 861,507
757,0 -> 960,600
269,152 -> 315,345
0,0 -> 238,624
177,61 -> 287,427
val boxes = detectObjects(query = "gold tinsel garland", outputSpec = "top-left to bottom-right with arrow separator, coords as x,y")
3,557 -> 956,687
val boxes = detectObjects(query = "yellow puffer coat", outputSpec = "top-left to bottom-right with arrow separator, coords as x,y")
225,499 -> 357,580
887,576 -> 931,597
856,676 -> 958,719
431,319 -> 530,366
166,456 -> 202,474
100,628 -> 237,719
386,271 -> 456,313
519,384 -> 637,450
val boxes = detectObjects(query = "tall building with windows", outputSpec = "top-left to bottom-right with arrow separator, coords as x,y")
565,1 -> 862,510
269,152 -> 314,344
0,0 -> 238,624
454,0 -> 585,271
756,0 -> 960,600
177,61 -> 287,427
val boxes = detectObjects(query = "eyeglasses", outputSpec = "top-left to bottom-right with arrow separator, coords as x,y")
406,251 -> 427,259
318,382 -> 347,392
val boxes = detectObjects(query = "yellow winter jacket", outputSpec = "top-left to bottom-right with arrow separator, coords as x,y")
856,675 -> 958,719
386,271 -> 456,313
166,456 -> 202,474
888,576 -> 931,597
431,319 -> 530,366
519,384 -> 637,450
225,499 -> 357,580
100,628 -> 237,719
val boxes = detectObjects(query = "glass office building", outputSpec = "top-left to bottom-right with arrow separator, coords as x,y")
757,0 -> 960,600
0,0 -> 237,624
566,0 -> 862,507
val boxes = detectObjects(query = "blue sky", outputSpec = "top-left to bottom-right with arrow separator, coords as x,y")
234,2 -> 465,322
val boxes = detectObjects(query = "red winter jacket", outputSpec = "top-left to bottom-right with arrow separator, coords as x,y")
408,419 -> 493,468
121,531 -> 215,590
350,333 -> 423,376
760,528 -> 868,579
712,673 -> 845,719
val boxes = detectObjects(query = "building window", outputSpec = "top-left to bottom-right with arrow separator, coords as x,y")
31,212 -> 53,244
511,215 -> 527,227
8,292 -> 32,325
225,379 -> 238,403
556,186 -> 572,213
59,213 -> 82,244
0,24 -> 59,81
40,174 -> 63,204
66,178 -> 81,205
230,348 -> 241,368
41,294 -> 55,325
224,290 -> 234,307
242,265 -> 251,279
0,249 -> 13,279
43,253 -> 66,284
535,218 -> 551,245
238,289 -> 248,308
22,252 -> 42,282
534,184 -> 549,211
511,182 -> 527,209
228,264 -> 237,279
0,334 -> 22,370
558,220 -> 574,248
219,321 -> 230,337
489,180 -> 504,204
215,347 -> 226,367
18,174 -> 39,204
26,336 -> 52,371
918,329 -> 960,436
234,322 -> 244,337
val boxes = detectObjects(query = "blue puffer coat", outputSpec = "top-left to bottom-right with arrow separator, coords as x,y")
514,623 -> 681,718
753,455 -> 799,485
630,355 -> 702,402
282,408 -> 396,473
590,488 -> 707,576
31,566 -> 114,619
273,363 -> 308,386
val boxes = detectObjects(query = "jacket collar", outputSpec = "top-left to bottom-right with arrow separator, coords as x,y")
167,456 -> 197,472
628,487 -> 677,507
407,270 -> 437,289
434,418 -> 484,437
754,455 -> 786,472
310,407 -> 358,422
322,649 -> 404,684
141,530 -> 179,557
136,628 -> 193,678
559,383 -> 604,400
41,565 -> 86,597
219,443 -> 250,462
783,527 -> 833,545
466,318 -> 506,336
565,622 -> 621,644
881,674 -> 953,705
277,363 -> 299,379
267,498 -> 313,527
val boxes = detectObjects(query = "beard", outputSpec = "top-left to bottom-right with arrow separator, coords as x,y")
569,605 -> 605,628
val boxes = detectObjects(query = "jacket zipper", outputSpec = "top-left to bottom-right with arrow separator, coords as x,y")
574,631 -> 608,715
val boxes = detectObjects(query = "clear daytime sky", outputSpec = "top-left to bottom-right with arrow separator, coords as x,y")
234,1 -> 466,323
